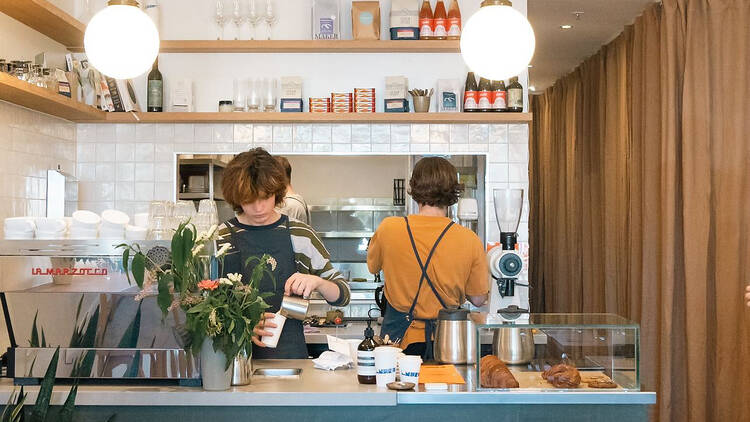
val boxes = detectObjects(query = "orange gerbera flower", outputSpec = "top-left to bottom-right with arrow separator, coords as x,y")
198,279 -> 220,291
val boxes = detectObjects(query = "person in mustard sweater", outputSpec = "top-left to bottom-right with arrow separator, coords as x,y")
745,285 -> 750,307
367,156 -> 489,359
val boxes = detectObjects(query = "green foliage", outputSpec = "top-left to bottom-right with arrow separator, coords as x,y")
120,221 -> 272,368
117,303 -> 142,349
29,312 -> 46,348
69,295 -> 99,349
58,381 -> 78,422
30,347 -> 59,422
1,386 -> 26,422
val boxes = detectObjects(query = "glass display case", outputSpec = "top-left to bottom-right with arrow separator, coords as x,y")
474,313 -> 640,391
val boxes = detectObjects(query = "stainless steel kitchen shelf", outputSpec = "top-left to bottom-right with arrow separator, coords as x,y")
308,205 -> 405,212
316,231 -> 375,238
178,158 -> 227,168
0,240 -> 169,256
178,192 -> 225,201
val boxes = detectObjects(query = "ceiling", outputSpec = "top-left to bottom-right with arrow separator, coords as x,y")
528,0 -> 656,91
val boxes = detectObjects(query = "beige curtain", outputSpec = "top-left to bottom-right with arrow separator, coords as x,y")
529,0 -> 750,421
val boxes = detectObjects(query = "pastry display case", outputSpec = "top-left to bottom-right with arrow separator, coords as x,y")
474,313 -> 640,392
0,240 -> 200,385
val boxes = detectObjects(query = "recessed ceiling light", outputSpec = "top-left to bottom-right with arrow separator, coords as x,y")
528,64 -> 533,68
560,24 -> 573,30
529,86 -> 536,91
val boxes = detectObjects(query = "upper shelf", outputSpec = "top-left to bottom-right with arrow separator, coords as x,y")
68,40 -> 462,54
0,0 -> 85,48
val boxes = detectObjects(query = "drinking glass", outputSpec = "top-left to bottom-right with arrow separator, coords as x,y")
215,0 -> 228,40
247,0 -> 263,40
198,199 -> 219,226
233,78 -> 247,111
173,200 -> 196,225
232,0 -> 246,40
264,0 -> 277,40
246,78 -> 260,112
263,78 -> 277,112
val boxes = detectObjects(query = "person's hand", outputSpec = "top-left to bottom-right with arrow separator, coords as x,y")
285,273 -> 324,299
252,312 -> 277,347
745,285 -> 750,308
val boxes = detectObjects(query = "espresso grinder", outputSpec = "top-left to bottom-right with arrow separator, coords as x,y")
486,188 -> 534,364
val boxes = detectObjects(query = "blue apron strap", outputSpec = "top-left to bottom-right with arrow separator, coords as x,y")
403,216 -> 454,314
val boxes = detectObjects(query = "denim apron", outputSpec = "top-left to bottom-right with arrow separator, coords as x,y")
379,216 -> 454,361
226,215 -> 307,359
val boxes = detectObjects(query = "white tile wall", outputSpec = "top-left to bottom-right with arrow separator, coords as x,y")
76,122 -> 530,243
0,101 -> 76,229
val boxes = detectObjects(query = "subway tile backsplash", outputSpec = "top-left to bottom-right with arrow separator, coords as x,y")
71,121 -> 528,243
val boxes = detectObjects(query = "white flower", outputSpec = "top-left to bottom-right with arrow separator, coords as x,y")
266,256 -> 277,271
194,231 -> 207,244
227,273 -> 243,284
218,278 -> 233,286
215,243 -> 232,258
206,224 -> 218,240
191,243 -> 204,257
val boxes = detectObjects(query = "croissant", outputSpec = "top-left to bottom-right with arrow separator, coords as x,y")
542,364 -> 581,388
480,355 -> 520,388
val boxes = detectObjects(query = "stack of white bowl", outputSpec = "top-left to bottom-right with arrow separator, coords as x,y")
4,217 -> 36,239
35,218 -> 68,239
69,210 -> 101,239
126,212 -> 149,241
99,210 -> 129,239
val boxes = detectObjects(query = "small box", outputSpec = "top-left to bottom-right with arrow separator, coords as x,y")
385,98 -> 409,113
390,27 -> 419,40
281,98 -> 303,112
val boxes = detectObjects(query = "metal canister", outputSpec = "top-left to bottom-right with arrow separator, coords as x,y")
280,295 -> 309,321
231,349 -> 252,386
492,328 -> 535,364
433,308 -> 477,365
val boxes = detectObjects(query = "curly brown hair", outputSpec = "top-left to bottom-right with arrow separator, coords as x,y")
222,148 -> 287,213
408,157 -> 462,207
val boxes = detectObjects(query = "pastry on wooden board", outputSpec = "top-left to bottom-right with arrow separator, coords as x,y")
480,355 -> 520,388
587,380 -> 618,389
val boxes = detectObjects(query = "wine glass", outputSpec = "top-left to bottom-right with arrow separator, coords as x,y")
264,0 -> 277,40
232,0 -> 245,40
247,0 -> 263,40
214,0 -> 227,40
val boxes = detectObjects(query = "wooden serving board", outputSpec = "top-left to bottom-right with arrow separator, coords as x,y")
507,370 -> 624,391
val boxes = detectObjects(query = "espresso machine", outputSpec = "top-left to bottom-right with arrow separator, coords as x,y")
486,189 -> 534,364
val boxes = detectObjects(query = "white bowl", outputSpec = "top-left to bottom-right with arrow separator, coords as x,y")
4,231 -> 35,240
68,227 -> 98,239
36,231 -> 67,240
101,209 -> 130,227
4,217 -> 35,232
35,218 -> 67,233
72,210 -> 101,228
125,225 -> 148,241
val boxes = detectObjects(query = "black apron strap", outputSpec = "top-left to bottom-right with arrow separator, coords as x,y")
404,216 -> 454,316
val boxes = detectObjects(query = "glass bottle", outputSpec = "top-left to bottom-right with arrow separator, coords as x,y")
463,72 -> 478,112
507,76 -> 524,112
147,58 -> 163,112
478,77 -> 492,112
491,80 -> 507,112
419,0 -> 433,40
447,0 -> 461,40
357,320 -> 377,384
433,0 -> 448,40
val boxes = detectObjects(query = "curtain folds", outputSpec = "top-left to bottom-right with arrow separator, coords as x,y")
529,0 -> 750,420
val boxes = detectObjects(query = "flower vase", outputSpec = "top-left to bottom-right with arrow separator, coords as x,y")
200,338 -> 232,391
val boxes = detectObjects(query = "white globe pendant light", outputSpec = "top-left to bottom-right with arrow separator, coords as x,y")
84,0 -> 160,79
460,0 -> 535,80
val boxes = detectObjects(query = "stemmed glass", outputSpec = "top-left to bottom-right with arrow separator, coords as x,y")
264,0 -> 277,40
215,0 -> 227,40
247,0 -> 263,40
232,0 -> 245,40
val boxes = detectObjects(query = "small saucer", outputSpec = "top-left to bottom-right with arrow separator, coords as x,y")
387,381 -> 415,391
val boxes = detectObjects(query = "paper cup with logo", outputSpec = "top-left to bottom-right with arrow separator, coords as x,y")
261,312 -> 286,348
374,346 -> 401,387
398,355 -> 423,385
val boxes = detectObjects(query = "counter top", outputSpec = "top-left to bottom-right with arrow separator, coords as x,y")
0,360 -> 655,407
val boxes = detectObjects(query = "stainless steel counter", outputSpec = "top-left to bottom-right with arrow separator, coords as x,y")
0,359 -> 655,407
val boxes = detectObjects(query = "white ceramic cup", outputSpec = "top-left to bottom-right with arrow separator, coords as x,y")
374,346 -> 401,387
261,313 -> 286,349
398,355 -> 423,385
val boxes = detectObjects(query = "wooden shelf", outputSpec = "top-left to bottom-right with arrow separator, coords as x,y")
95,112 -> 531,124
0,73 -> 105,122
67,39 -> 462,54
0,0 -> 85,47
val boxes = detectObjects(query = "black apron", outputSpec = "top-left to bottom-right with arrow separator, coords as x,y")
380,216 -> 454,361
225,215 -> 307,359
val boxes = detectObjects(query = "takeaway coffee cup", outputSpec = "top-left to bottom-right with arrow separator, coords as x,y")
374,346 -> 401,388
261,312 -> 287,348
398,355 -> 422,385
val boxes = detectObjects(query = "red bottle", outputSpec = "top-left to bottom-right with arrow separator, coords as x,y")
419,1 -> 434,40
433,0 -> 448,40
447,0 -> 461,40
